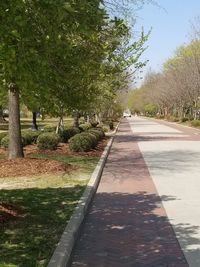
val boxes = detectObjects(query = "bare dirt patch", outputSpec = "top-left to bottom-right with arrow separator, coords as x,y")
0,158 -> 73,178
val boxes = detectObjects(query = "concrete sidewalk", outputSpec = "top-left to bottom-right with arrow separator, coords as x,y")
69,119 -> 188,267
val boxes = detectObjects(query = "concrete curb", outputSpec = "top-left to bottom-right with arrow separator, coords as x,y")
47,123 -> 120,267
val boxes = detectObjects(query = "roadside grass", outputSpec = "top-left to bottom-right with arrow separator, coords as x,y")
0,154 -> 99,267
0,117 -> 73,132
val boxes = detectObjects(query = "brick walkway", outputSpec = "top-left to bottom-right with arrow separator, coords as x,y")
69,119 -> 188,267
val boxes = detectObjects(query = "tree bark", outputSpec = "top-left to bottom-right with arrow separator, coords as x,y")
32,111 -> 38,131
0,106 -> 6,123
8,85 -> 24,159
73,111 -> 79,128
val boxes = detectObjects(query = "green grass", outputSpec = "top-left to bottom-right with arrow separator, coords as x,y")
0,117 -> 73,132
0,154 -> 99,267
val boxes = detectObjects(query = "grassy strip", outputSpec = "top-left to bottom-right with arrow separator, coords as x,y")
0,154 -> 99,267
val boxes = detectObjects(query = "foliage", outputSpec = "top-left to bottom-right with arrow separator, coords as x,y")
88,128 -> 105,140
37,133 -> 60,150
59,127 -> 80,143
0,132 -> 7,142
80,132 -> 99,148
144,103 -> 158,116
69,133 -> 94,152
191,120 -> 200,127
21,130 -> 41,146
181,117 -> 189,123
108,121 -> 114,130
43,125 -> 56,133
79,123 -> 92,132
1,135 -> 9,148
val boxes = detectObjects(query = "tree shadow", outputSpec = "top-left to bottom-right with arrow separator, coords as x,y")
70,191 -> 197,267
0,185 -> 85,267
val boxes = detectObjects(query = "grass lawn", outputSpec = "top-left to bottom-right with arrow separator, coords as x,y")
0,154 -> 99,267
0,117 -> 73,132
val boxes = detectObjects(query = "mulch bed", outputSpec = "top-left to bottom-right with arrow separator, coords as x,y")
0,158 -> 73,178
0,137 -> 109,178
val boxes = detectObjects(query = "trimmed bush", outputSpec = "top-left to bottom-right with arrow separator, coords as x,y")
1,135 -> 9,148
81,132 -> 98,148
109,121 -> 114,130
0,132 -> 7,142
88,128 -> 105,140
181,117 -> 189,123
79,123 -> 91,132
43,125 -> 56,132
21,130 -> 41,146
59,127 -> 80,143
37,133 -> 60,150
90,121 -> 99,127
102,126 -> 109,132
69,133 -> 93,152
191,120 -> 200,127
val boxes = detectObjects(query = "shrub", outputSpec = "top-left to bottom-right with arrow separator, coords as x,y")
37,133 -> 60,150
109,121 -> 114,130
88,128 -> 105,140
102,126 -> 109,132
81,132 -> 98,148
90,121 -> 99,127
0,132 -> 7,142
181,117 -> 189,123
191,120 -> 200,127
167,116 -> 179,122
43,125 -> 56,132
21,130 -> 41,146
69,133 -> 93,152
79,123 -> 91,132
59,127 -> 80,142
1,135 -> 9,148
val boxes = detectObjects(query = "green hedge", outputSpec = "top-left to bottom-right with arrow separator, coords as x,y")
43,125 -> 56,132
69,133 -> 93,152
37,133 -> 60,150
21,130 -> 41,146
80,132 -> 98,148
79,123 -> 91,132
88,128 -> 105,140
191,120 -> 200,127
59,127 -> 80,143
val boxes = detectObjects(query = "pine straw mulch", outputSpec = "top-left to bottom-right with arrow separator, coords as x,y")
0,137 -> 109,178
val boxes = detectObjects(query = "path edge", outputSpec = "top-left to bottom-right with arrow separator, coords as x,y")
47,122 -> 120,267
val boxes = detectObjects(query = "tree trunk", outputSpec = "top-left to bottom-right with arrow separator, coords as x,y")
73,111 -> 79,128
32,111 -> 38,131
0,106 -> 6,123
8,85 -> 24,159
56,116 -> 64,134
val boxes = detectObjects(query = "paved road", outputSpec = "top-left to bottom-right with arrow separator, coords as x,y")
129,117 -> 200,267
69,117 -> 200,267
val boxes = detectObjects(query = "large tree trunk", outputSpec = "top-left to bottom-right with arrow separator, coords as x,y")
8,85 -> 24,159
32,111 -> 38,131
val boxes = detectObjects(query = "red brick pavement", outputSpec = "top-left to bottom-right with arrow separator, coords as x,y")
69,119 -> 188,267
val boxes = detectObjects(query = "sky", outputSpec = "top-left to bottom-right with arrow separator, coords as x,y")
134,0 -> 200,85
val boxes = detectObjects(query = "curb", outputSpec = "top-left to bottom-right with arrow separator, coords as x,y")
47,123 -> 120,267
